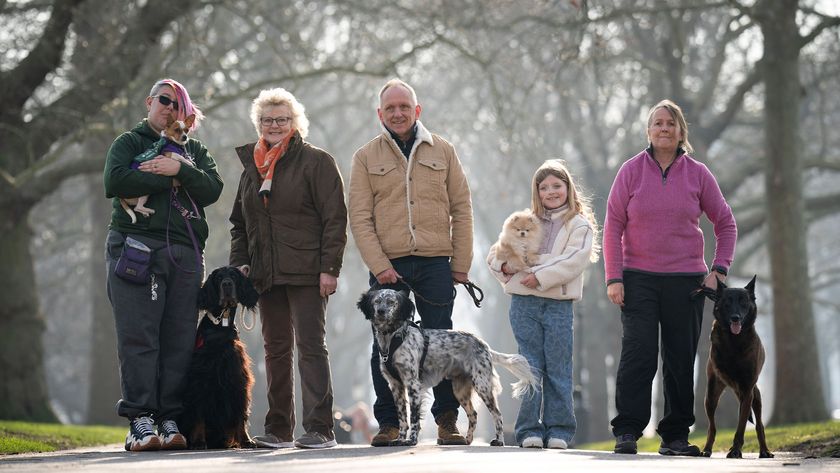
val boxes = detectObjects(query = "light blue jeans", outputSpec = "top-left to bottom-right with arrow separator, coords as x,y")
509,294 -> 576,445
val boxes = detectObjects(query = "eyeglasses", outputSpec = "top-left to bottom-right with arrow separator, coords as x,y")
260,116 -> 292,127
151,95 -> 179,110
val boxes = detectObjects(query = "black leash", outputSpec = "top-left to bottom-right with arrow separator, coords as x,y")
691,285 -> 718,302
395,276 -> 485,308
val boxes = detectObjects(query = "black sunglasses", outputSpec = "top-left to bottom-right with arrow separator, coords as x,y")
152,95 -> 179,111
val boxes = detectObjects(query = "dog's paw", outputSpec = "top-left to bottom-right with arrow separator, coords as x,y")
759,450 -> 774,459
490,439 -> 504,447
701,450 -> 712,458
726,449 -> 743,459
390,438 -> 416,447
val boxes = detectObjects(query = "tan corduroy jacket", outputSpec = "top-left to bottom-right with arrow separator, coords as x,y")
349,121 -> 473,277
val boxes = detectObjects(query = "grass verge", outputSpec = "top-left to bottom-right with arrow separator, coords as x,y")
0,420 -> 125,455
579,420 -> 840,457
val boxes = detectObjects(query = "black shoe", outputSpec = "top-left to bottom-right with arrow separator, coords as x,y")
614,433 -> 637,454
659,439 -> 701,456
125,415 -> 161,452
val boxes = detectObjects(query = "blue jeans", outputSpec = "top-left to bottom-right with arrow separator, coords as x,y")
369,256 -> 460,427
509,294 -> 575,444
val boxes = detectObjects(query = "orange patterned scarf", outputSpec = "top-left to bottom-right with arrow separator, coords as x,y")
253,131 -> 295,207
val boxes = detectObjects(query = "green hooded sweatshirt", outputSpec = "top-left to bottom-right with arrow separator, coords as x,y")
103,119 -> 223,249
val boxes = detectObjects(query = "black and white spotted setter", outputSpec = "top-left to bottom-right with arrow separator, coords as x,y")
179,266 -> 260,449
358,288 -> 537,446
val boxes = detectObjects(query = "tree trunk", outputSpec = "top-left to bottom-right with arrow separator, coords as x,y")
86,175 -> 122,425
758,0 -> 828,423
0,210 -> 57,421
579,267 -> 617,442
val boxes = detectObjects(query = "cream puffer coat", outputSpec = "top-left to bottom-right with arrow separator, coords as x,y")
349,121 -> 473,277
487,210 -> 594,301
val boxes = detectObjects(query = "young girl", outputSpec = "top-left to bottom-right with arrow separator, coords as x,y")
487,159 -> 599,449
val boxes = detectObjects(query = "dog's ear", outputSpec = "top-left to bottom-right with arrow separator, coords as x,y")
745,275 -> 757,300
357,291 -> 373,320
715,279 -> 726,300
184,114 -> 196,129
234,269 -> 260,309
198,270 -> 220,311
398,292 -> 415,321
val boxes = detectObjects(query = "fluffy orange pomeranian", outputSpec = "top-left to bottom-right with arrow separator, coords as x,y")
491,209 -> 542,274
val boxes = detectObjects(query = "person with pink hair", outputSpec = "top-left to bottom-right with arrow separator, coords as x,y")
103,78 -> 223,452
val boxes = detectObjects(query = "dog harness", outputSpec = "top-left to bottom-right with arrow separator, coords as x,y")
379,320 -> 430,382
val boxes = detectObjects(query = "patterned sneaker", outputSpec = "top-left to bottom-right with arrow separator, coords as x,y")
521,436 -> 543,448
125,415 -> 161,452
157,419 -> 187,450
294,431 -> 337,449
658,439 -> 701,456
252,434 -> 295,449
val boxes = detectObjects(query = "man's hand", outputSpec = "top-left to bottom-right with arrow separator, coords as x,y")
452,271 -> 469,284
237,265 -> 250,277
375,268 -> 400,284
320,273 -> 337,297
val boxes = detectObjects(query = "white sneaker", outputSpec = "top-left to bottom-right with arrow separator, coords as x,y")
253,434 -> 295,449
521,436 -> 543,448
547,438 -> 568,449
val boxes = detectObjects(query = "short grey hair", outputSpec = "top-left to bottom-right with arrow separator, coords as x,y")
378,78 -> 418,107
250,87 -> 309,139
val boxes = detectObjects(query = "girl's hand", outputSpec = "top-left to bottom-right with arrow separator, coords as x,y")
520,273 -> 539,289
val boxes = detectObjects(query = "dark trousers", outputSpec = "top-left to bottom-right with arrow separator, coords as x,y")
369,256 -> 461,427
106,231 -> 203,421
260,285 -> 334,441
610,271 -> 704,442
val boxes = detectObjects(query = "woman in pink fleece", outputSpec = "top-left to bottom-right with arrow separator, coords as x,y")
604,100 -> 736,457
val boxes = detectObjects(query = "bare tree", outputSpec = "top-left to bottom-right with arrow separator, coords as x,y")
0,0 -> 204,421
752,0 -> 838,423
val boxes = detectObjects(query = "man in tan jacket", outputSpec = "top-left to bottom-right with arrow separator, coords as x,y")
349,78 -> 474,446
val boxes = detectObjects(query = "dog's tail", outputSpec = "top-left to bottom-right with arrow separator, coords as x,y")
490,350 -> 538,399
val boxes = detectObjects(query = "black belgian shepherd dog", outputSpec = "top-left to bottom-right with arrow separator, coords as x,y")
179,266 -> 260,449
699,276 -> 773,459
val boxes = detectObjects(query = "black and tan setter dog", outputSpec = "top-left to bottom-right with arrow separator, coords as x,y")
698,276 -> 773,459
179,266 -> 260,449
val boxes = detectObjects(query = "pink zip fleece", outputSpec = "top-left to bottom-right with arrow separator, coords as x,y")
603,149 -> 737,283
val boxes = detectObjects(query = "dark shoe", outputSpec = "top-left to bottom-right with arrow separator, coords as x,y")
614,433 -> 637,454
294,431 -> 337,449
157,419 -> 187,450
252,434 -> 295,449
436,411 -> 468,445
370,425 -> 400,447
659,439 -> 702,456
125,415 -> 161,452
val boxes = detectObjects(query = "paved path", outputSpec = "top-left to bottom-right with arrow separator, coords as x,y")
1,444 -> 837,472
